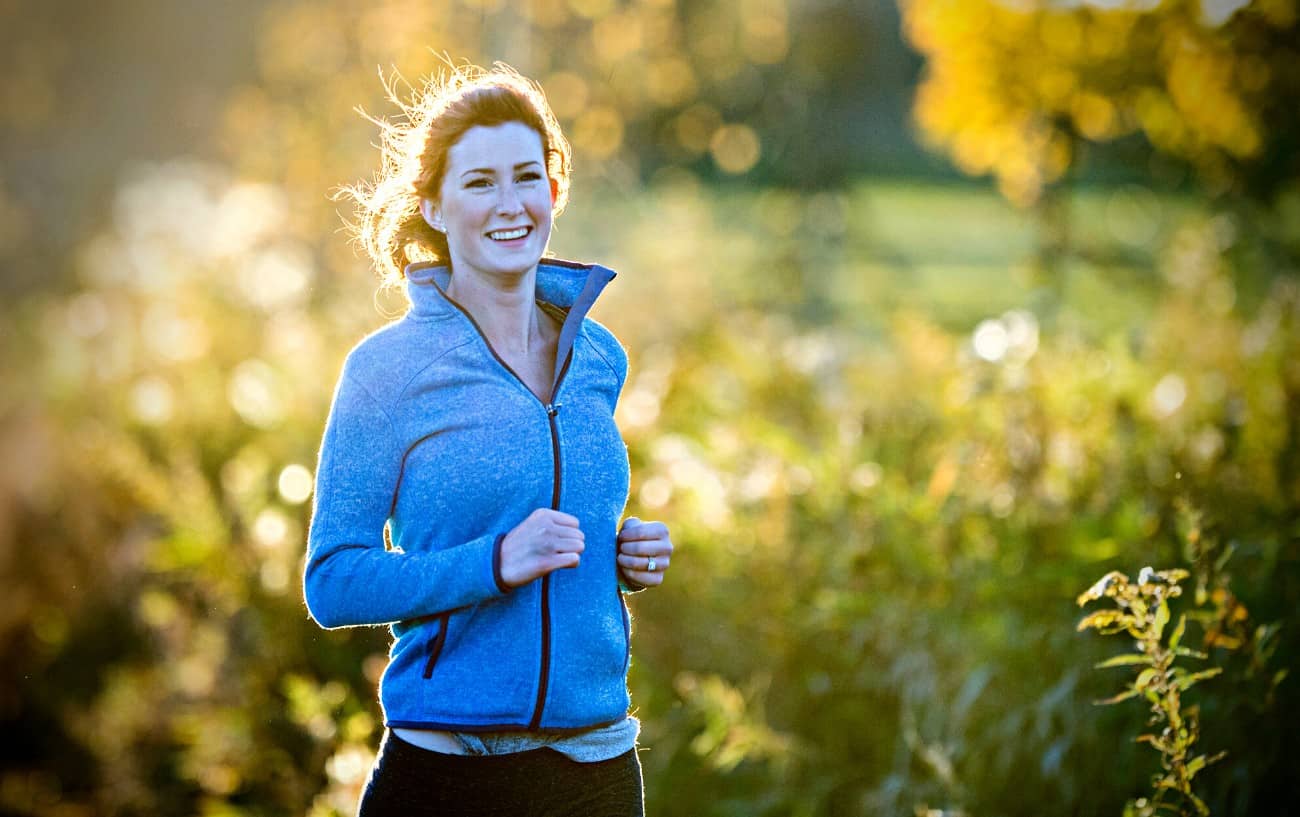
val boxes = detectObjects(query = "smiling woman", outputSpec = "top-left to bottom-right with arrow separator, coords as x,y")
309,63 -> 675,817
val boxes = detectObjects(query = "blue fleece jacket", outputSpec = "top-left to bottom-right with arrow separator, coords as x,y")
303,259 -> 634,732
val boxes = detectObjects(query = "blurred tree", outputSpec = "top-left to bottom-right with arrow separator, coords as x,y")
899,0 -> 1300,302
901,0 -> 1300,207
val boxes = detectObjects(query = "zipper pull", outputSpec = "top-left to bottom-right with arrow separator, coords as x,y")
545,402 -> 562,417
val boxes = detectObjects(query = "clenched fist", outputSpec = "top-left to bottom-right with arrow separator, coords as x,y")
616,516 -> 673,588
498,508 -> 585,588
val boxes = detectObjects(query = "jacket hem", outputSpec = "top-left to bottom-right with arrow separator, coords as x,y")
385,713 -> 627,734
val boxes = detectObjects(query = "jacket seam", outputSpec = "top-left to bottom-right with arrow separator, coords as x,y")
578,331 -> 623,384
392,334 -> 480,402
342,369 -> 400,435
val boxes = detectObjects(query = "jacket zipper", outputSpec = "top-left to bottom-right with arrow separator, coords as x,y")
529,395 -> 569,729
433,283 -> 576,729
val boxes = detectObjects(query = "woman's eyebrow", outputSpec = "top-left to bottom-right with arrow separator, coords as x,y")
459,161 -> 543,178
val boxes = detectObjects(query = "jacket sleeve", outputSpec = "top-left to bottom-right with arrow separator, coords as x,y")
302,367 -> 510,629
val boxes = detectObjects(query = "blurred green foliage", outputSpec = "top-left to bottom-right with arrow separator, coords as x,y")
1,0 -> 1299,816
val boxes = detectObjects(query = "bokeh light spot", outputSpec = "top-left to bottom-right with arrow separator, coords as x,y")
229,359 -> 285,428
278,464 -> 314,504
675,104 -> 723,155
131,376 -> 175,425
572,106 -> 624,159
143,306 -> 211,362
239,243 -> 313,311
65,292 -> 109,339
639,475 -> 672,509
253,507 -> 292,550
709,124 -> 762,175
973,319 -> 1009,362
850,462 -> 883,494
543,72 -> 590,120
1152,373 -> 1187,417
646,58 -> 698,108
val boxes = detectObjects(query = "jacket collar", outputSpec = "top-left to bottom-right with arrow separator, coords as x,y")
404,259 -> 615,318
403,259 -> 617,386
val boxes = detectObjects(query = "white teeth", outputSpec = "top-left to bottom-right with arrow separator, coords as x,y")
488,227 -> 529,241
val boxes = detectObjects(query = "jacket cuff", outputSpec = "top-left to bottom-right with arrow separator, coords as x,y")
492,533 -> 512,594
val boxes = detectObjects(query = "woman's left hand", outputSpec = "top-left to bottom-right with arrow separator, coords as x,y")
616,517 -> 673,588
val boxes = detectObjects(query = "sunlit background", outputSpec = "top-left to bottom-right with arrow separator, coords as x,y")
1,0 -> 1297,814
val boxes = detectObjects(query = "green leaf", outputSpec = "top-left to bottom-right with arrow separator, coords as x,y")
1168,613 -> 1186,651
1173,646 -> 1208,659
1154,601 -> 1170,640
1078,610 -> 1127,632
1095,687 -> 1141,705
1213,543 -> 1235,573
1174,667 -> 1223,691
1095,653 -> 1153,669
1135,668 -> 1159,690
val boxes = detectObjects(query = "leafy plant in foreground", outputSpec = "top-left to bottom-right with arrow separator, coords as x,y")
1077,567 -> 1224,817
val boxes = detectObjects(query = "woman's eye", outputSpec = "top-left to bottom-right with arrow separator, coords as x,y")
466,178 -> 491,189
518,172 -> 542,183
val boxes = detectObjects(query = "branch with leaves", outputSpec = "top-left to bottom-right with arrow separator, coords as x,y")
1077,567 -> 1225,817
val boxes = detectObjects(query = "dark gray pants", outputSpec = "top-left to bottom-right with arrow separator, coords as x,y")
356,730 -> 645,817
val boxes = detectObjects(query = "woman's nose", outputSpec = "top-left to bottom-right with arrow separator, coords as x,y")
496,184 -> 524,215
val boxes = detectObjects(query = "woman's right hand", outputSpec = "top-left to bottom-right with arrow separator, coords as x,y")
498,509 -> 585,588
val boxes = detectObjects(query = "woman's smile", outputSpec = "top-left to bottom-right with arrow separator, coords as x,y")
486,225 -> 534,246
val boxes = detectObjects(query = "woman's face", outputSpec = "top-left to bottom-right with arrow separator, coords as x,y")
426,121 -> 557,282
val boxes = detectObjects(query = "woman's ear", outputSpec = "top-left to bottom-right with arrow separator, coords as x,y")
419,197 -> 444,232
550,178 -> 559,205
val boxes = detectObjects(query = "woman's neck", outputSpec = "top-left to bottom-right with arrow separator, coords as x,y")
445,267 -> 546,356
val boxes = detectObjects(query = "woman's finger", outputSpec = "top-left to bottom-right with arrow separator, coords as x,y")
617,538 -> 668,557
617,520 -> 670,541
620,568 -> 666,587
618,553 -> 669,572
